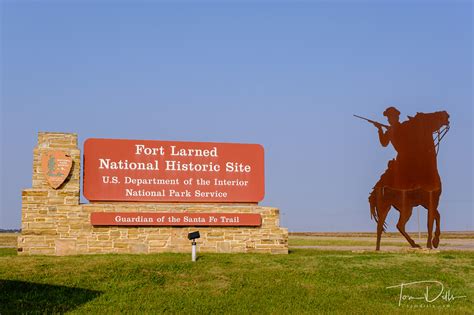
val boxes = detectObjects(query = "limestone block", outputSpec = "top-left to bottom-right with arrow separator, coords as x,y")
130,243 -> 148,253
55,239 -> 77,255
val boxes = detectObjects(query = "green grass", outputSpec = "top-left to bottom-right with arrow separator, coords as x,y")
0,248 -> 16,256
1,248 -> 473,314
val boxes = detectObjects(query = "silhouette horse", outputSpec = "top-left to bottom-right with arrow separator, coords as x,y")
369,111 -> 449,250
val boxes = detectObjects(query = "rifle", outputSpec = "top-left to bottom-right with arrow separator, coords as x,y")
353,114 -> 389,129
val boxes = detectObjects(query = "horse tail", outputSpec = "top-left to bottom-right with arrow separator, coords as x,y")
369,188 -> 387,232
369,189 -> 378,223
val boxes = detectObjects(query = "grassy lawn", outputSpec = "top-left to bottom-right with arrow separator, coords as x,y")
1,246 -> 473,314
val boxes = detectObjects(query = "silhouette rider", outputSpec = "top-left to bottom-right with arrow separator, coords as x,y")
372,106 -> 447,190
376,107 -> 401,149
372,106 -> 408,189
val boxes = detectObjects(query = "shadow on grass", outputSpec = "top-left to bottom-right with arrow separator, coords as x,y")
0,280 -> 102,314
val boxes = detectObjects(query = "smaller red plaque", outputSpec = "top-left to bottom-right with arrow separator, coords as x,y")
91,212 -> 261,227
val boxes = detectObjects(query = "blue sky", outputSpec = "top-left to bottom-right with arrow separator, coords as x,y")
1,1 -> 472,231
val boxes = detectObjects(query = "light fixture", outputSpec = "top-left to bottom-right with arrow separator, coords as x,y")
188,231 -> 200,262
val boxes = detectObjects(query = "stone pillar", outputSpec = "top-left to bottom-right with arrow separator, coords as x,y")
19,132 -> 81,255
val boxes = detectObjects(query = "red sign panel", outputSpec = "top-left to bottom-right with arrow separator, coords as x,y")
90,212 -> 262,226
83,138 -> 264,202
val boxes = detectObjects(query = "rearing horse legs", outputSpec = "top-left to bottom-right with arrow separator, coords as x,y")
396,206 -> 420,248
375,188 -> 390,251
427,191 -> 435,249
396,191 -> 420,248
376,206 -> 390,251
433,210 -> 441,248
431,190 -> 441,248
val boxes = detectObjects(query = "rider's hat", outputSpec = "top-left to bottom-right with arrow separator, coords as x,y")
383,106 -> 400,117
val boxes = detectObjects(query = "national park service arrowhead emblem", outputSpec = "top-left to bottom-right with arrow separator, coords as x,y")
41,151 -> 73,189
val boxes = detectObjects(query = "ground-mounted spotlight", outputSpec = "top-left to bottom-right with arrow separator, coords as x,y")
188,231 -> 200,262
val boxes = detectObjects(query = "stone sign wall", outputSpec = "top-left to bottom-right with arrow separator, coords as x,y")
19,132 -> 288,255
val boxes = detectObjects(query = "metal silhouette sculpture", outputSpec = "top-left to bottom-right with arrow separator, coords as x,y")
355,107 -> 450,250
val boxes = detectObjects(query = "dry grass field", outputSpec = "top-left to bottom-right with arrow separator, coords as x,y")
289,231 -> 474,251
0,233 -> 19,247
